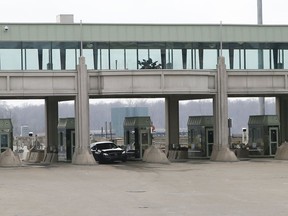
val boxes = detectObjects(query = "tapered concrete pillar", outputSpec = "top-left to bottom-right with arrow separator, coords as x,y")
276,96 -> 288,143
276,97 -> 288,143
275,96 -> 288,159
43,97 -> 59,163
210,57 -> 238,162
165,96 -> 179,154
72,56 -> 96,165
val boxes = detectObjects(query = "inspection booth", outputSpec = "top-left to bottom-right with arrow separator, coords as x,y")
0,119 -> 13,153
58,118 -> 75,161
187,116 -> 214,158
248,115 -> 280,156
123,116 -> 153,159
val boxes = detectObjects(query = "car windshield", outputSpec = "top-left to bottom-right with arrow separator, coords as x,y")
96,143 -> 117,150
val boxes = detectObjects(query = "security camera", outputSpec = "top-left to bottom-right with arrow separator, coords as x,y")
4,26 -> 8,31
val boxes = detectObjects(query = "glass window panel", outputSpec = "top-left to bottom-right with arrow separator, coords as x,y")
233,49 -> 245,69
166,49 -> 173,69
192,49 -> 200,69
98,49 -> 109,70
66,49 -> 77,70
263,49 -> 272,69
110,49 -> 125,70
277,49 -> 285,69
0,49 -> 21,70
138,49 -> 149,69
138,49 -> 149,62
24,49 -> 39,70
284,50 -> 288,69
203,49 -> 217,69
1,134 -> 8,148
77,49 -> 81,65
207,130 -> 214,143
42,49 -> 51,70
52,49 -> 61,70
221,49 -> 230,69
255,49 -> 270,69
83,49 -> 94,69
172,49 -> 182,69
149,49 -> 161,68
126,49 -> 137,70
246,50 -> 258,69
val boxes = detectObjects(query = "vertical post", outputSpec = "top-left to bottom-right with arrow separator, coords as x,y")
258,0 -> 265,115
257,0 -> 263,24
110,122 -> 112,140
44,97 -> 59,163
220,21 -> 223,57
165,96 -> 179,154
228,118 -> 232,148
72,56 -> 96,165
80,20 -> 83,57
210,57 -> 238,162
105,121 -> 108,139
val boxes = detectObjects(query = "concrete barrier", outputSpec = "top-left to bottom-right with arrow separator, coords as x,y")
143,146 -> 170,164
42,153 -> 58,164
167,150 -> 188,160
275,142 -> 288,160
210,147 -> 238,162
0,149 -> 22,167
27,150 -> 45,163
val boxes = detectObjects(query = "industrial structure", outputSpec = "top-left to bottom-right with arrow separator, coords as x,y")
1,15 -> 288,164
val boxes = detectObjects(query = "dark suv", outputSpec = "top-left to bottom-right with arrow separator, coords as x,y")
90,141 -> 127,164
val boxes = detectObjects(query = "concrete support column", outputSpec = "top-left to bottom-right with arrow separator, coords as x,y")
276,97 -> 288,143
42,97 -> 59,163
45,97 -> 59,153
72,56 -> 96,165
210,57 -> 237,162
275,96 -> 288,160
165,96 -> 179,153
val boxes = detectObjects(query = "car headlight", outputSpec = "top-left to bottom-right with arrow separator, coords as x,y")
122,151 -> 126,154
103,153 -> 109,156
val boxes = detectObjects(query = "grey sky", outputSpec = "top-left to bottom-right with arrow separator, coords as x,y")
1,0 -> 288,24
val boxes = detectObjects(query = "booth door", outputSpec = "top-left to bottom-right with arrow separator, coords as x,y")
269,127 -> 278,155
71,131 -> 75,157
140,130 -> 149,159
206,128 -> 214,157
0,133 -> 9,153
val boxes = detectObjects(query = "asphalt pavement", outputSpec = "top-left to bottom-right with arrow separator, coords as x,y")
1,159 -> 288,216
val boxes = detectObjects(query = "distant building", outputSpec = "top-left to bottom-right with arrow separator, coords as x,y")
111,107 -> 148,137
20,125 -> 29,137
